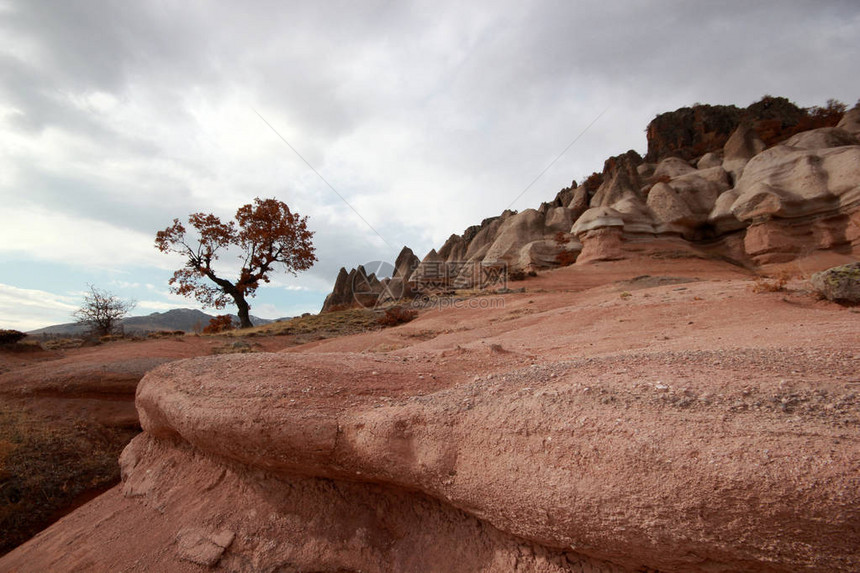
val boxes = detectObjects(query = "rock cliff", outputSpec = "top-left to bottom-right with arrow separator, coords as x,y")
323,97 -> 859,310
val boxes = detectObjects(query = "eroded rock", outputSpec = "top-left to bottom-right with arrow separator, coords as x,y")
810,262 -> 860,303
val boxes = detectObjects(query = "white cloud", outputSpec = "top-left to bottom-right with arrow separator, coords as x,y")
0,204 -> 169,270
0,283 -> 79,331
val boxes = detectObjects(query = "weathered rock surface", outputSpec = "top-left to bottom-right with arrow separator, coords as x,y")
722,122 -> 766,182
482,209 -> 549,267
8,337 -> 858,572
837,105 -> 860,136
783,127 -> 859,150
810,262 -> 860,303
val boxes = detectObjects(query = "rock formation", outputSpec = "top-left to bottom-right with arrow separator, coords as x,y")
319,97 -> 858,304
810,261 -> 860,303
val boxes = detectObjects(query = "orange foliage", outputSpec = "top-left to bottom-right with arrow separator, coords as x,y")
377,306 -> 418,326
203,315 -> 235,334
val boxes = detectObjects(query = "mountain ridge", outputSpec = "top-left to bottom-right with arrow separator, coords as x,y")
27,308 -> 280,336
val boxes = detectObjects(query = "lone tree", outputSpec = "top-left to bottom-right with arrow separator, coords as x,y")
74,285 -> 136,337
155,197 -> 316,328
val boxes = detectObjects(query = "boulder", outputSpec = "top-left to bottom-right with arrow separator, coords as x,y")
463,211 -> 513,261
482,209 -> 547,267
810,262 -> 860,303
652,157 -> 696,180
730,144 -> 860,223
783,127 -> 859,150
836,105 -> 860,137
590,151 -> 643,208
571,206 -> 625,236
568,186 -> 590,221
696,151 -> 723,169
648,167 -> 731,238
575,227 -> 624,264
544,206 -> 574,233
636,163 -> 655,178
708,188 -> 746,234
722,123 -> 766,183
516,239 -> 565,271
583,151 -> 655,235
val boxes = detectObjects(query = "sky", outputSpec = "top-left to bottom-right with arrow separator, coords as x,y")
1,0 -> 858,331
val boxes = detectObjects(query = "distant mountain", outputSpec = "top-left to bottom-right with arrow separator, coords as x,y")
27,308 -> 281,337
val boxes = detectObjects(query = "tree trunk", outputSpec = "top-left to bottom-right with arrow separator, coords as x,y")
206,273 -> 254,330
233,294 -> 253,329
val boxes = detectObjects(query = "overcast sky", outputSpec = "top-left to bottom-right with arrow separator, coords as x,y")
1,0 -> 858,330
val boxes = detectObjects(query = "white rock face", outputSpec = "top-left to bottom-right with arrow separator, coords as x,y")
696,152 -> 723,169
782,127 -> 859,150
836,106 -> 860,137
571,206 -> 625,236
722,123 -> 766,183
648,166 -> 732,236
730,144 -> 860,222
544,206 -> 574,233
482,209 -> 547,266
653,157 -> 695,180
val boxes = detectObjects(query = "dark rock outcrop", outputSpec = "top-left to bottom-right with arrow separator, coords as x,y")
645,104 -> 742,162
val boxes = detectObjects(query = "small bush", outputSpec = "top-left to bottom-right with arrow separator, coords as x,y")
750,273 -> 788,293
0,330 -> 26,345
203,315 -> 235,334
582,172 -> 604,195
377,306 -> 418,327
147,330 -> 185,339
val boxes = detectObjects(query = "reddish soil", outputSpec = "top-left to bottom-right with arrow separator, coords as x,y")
1,251 -> 858,572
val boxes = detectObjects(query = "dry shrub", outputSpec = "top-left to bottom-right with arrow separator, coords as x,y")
751,273 -> 789,293
377,306 -> 418,327
582,172 -> 603,195
203,314 -> 235,334
508,269 -> 527,282
147,330 -> 185,339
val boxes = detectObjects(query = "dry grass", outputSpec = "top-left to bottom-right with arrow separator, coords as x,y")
750,271 -> 790,294
232,308 -> 382,339
0,404 -> 138,554
377,306 -> 418,327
